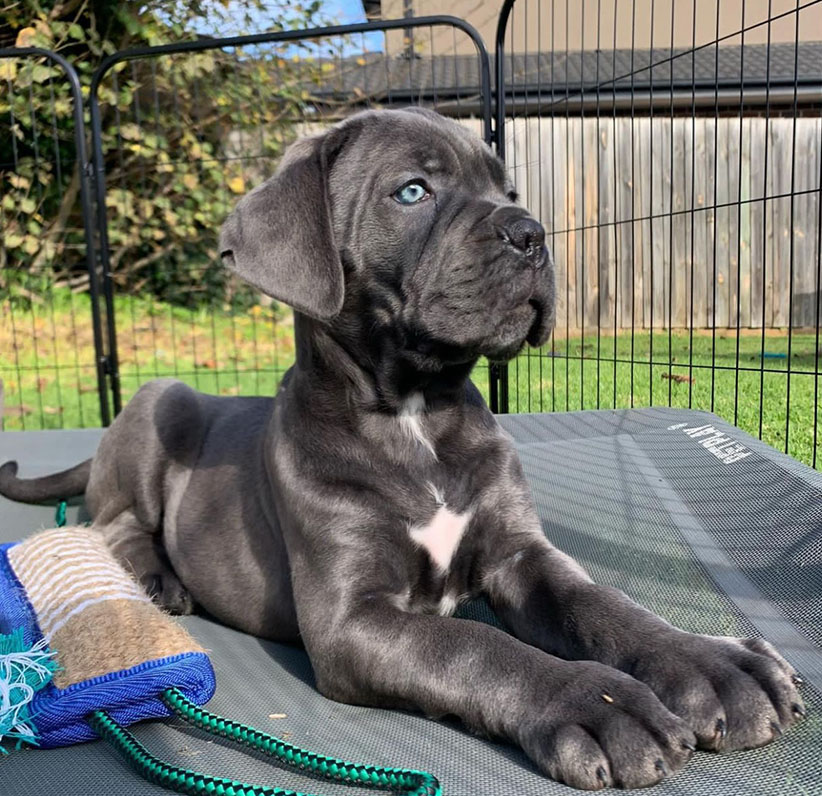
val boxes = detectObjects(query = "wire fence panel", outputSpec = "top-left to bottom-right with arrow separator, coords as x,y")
87,18 -> 492,416
0,48 -> 107,431
4,4 -> 822,471
496,0 -> 822,469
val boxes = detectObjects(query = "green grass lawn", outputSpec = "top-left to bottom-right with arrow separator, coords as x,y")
505,329 -> 822,467
3,289 -> 821,469
2,290 -> 294,431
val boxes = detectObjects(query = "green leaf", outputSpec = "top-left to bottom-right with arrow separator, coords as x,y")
68,23 -> 84,40
119,123 -> 141,141
9,174 -> 30,190
30,64 -> 51,83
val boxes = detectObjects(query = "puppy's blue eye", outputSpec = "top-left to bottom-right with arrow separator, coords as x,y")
394,181 -> 429,205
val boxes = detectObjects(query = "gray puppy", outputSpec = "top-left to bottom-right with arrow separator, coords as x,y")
0,108 -> 804,790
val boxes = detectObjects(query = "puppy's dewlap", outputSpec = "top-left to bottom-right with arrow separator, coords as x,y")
398,392 -> 437,458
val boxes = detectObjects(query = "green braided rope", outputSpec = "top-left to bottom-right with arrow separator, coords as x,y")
88,710 -> 306,796
55,499 -> 67,528
161,689 -> 438,794
89,688 -> 440,796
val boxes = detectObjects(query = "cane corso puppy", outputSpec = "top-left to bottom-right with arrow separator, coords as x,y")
0,108 -> 804,790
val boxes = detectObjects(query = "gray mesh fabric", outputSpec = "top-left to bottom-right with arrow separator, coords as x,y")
0,410 -> 819,795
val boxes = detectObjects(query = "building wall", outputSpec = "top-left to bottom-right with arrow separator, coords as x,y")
378,0 -> 821,57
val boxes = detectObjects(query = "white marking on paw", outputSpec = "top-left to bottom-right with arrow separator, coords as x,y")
437,591 -> 460,616
398,392 -> 437,459
409,504 -> 473,572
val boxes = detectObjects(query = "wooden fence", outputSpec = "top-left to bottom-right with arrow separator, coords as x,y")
504,115 -> 822,330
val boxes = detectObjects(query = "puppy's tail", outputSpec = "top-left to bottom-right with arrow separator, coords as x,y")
0,459 -> 91,503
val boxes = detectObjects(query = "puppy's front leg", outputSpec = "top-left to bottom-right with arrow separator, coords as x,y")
297,590 -> 694,790
482,532 -> 806,754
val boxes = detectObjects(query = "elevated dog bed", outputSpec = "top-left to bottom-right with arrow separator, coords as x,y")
0,408 -> 819,796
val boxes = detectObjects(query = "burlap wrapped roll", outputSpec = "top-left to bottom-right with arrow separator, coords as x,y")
0,526 -> 215,748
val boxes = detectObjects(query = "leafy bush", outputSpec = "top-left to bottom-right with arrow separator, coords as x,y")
1,0 -> 331,309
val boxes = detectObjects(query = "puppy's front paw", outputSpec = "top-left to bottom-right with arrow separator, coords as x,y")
630,632 -> 805,752
521,662 -> 696,790
141,570 -> 195,615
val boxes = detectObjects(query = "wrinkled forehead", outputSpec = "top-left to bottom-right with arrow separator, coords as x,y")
336,113 -> 510,193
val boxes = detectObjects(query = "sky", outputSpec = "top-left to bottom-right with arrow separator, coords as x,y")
175,0 -> 384,53
326,0 -> 384,53
330,0 -> 370,25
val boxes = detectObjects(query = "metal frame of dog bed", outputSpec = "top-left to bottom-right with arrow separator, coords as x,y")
1,408 -> 819,796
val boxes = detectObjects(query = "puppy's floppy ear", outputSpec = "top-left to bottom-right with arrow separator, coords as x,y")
220,131 -> 344,320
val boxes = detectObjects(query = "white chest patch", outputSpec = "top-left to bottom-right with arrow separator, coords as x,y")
409,503 -> 473,572
398,392 -> 437,459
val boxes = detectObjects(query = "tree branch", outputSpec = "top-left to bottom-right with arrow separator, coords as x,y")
112,242 -> 176,285
30,164 -> 81,273
49,0 -> 86,22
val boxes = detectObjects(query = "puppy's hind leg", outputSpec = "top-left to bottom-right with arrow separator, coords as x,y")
99,509 -> 194,615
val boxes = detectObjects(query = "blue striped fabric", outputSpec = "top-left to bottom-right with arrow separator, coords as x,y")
0,541 -> 216,749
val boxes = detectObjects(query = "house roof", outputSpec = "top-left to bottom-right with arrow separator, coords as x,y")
306,41 -> 821,113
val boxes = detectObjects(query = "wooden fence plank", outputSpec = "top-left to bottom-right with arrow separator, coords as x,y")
794,119 -> 820,327
694,117 -> 710,330
550,117 -> 569,332
636,117 -> 651,330
504,115 -> 820,330
773,119 -> 793,328
749,117 -> 766,329
583,115 -> 600,331
739,117 -> 753,329
597,116 -> 616,331
650,116 -> 668,329
715,118 -> 731,328
672,117 -> 689,328
617,117 -> 635,328
726,119 -> 751,327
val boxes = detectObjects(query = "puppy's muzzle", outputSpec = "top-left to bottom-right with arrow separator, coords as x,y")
490,210 -> 555,349
499,214 -> 547,271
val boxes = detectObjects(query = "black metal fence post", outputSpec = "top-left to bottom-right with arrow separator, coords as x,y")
492,0 -> 518,415
0,47 -> 111,426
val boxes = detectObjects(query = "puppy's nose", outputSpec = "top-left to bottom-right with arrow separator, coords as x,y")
503,216 -> 546,268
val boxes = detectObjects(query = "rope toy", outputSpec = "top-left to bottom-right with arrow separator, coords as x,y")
0,515 -> 440,796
